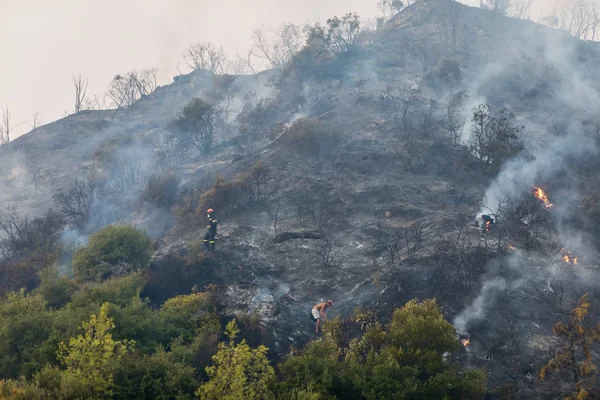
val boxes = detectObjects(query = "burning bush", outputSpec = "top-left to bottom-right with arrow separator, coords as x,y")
143,171 -> 180,209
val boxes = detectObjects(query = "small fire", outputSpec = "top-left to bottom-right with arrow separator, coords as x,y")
533,187 -> 553,209
561,249 -> 579,265
508,245 -> 516,250
485,221 -> 491,232
461,338 -> 470,347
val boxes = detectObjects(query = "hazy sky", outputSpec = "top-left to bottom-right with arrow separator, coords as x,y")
1,0 -> 559,139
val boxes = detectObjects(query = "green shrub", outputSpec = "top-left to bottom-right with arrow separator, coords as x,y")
196,319 -> 275,400
72,226 -> 153,281
113,350 -> 198,400
36,268 -> 77,309
276,299 -> 486,400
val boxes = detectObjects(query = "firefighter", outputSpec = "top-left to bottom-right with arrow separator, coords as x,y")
203,208 -> 218,251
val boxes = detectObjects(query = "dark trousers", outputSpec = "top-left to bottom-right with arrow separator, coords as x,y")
203,230 -> 215,251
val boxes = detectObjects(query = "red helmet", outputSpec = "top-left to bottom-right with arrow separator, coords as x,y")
207,208 -> 214,213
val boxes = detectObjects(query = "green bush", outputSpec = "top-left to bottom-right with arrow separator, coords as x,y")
276,299 -> 486,399
72,226 -> 153,282
36,268 -> 77,309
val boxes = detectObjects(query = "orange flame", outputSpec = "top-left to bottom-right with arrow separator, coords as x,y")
484,221 -> 491,232
461,338 -> 470,347
533,187 -> 553,209
561,249 -> 579,265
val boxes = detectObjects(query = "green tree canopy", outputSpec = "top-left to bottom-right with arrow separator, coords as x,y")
72,225 -> 153,281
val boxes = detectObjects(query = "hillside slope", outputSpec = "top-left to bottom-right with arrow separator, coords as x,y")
2,0 -> 600,397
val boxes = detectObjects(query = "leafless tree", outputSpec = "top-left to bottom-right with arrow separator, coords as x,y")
428,223 -> 489,299
239,161 -> 278,205
183,42 -> 226,73
441,90 -> 468,147
541,0 -> 600,40
378,0 -> 407,19
234,92 -> 274,157
294,187 -> 352,231
106,68 -> 158,112
557,0 -> 600,40
380,85 -> 436,171
507,0 -> 532,19
480,0 -> 512,15
73,74 -> 89,113
249,23 -> 304,72
0,208 -> 64,260
0,106 -> 12,145
225,54 -> 251,75
408,41 -> 440,74
380,222 -> 424,274
53,176 -> 109,230
313,237 -> 342,268
30,112 -> 41,129
440,0 -> 461,54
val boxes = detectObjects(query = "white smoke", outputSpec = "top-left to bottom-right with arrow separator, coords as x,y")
453,275 -> 524,334
479,127 -> 597,215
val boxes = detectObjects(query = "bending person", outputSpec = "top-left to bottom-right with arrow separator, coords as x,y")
310,299 -> 333,334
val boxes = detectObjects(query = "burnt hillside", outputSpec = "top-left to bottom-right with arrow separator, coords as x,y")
1,0 -> 600,398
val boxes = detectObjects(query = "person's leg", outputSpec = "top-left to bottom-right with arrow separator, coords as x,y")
203,231 -> 210,251
209,232 -> 215,251
315,317 -> 320,333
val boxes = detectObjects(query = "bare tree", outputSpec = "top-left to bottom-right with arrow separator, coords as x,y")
440,0 -> 461,54
249,23 -> 304,72
225,54 -> 251,75
556,0 -> 600,40
441,90 -> 468,147
73,74 -> 89,113
480,0 -> 512,15
312,237 -> 341,268
507,0 -> 532,19
183,42 -> 226,73
30,112 -> 41,129
53,176 -> 109,230
377,0 -> 407,20
0,208 -> 64,260
0,106 -> 12,145
235,92 -> 274,157
106,68 -> 158,112
540,0 -> 600,40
